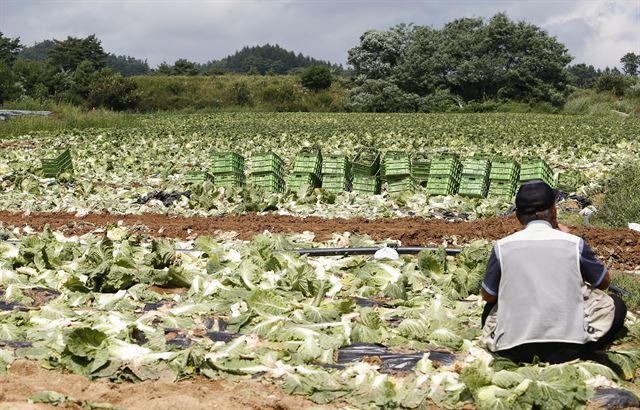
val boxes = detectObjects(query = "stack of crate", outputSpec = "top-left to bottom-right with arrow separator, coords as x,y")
250,152 -> 285,192
321,155 -> 352,193
426,154 -> 462,196
288,148 -> 322,191
382,151 -> 413,194
519,157 -> 554,187
41,148 -> 73,177
458,157 -> 491,198
351,151 -> 381,194
211,152 -> 245,189
488,156 -> 520,199
411,157 -> 430,187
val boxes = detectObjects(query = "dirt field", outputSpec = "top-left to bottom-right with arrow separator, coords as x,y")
0,360 -> 328,410
1,211 -> 639,270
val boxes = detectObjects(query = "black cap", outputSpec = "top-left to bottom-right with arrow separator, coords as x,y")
515,180 -> 557,214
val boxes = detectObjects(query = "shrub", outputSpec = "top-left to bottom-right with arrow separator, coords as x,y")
87,69 -> 140,110
300,65 -> 332,91
596,161 -> 640,227
231,81 -> 253,106
595,73 -> 627,96
344,79 -> 419,112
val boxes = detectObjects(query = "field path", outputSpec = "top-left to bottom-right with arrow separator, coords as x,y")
1,211 -> 639,270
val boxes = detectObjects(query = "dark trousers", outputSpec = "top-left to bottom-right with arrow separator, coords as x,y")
481,293 -> 627,364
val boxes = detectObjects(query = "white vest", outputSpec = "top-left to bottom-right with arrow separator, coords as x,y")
492,221 -> 587,351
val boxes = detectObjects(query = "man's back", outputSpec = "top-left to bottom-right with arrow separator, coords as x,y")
493,220 -> 585,351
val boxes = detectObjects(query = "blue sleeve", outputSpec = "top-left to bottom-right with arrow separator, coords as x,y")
481,246 -> 501,296
579,239 -> 607,287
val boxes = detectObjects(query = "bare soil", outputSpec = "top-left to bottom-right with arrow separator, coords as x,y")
0,360 -> 325,410
1,211 -> 639,270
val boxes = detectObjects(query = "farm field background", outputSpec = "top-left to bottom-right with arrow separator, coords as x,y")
1,111 -> 640,409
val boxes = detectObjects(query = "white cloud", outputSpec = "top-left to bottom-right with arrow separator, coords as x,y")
541,0 -> 640,67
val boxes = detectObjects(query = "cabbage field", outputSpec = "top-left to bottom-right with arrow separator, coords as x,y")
1,112 -> 640,409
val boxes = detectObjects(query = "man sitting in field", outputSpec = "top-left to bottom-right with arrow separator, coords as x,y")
480,180 -> 627,363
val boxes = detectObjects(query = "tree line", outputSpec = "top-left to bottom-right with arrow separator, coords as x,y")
0,33 -> 335,109
1,13 -> 638,112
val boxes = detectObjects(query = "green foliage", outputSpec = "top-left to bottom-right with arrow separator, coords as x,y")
300,65 -> 332,91
170,59 -> 200,76
232,80 -> 253,107
348,13 -> 572,110
105,53 -> 150,76
18,39 -> 54,61
203,43 -> 341,75
620,52 -> 640,77
596,160 -> 640,227
87,69 -> 141,110
344,79 -> 419,112
566,64 -> 599,88
0,61 -> 21,103
49,34 -> 107,71
596,72 -> 628,96
0,31 -> 22,64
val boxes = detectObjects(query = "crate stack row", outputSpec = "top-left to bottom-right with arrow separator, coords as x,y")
322,155 -> 352,193
250,152 -> 285,192
458,157 -> 491,198
211,152 -> 245,189
487,157 -> 520,199
288,148 -> 322,192
351,151 -> 381,194
41,149 -> 74,178
382,151 -> 413,194
519,157 -> 554,187
426,154 -> 462,196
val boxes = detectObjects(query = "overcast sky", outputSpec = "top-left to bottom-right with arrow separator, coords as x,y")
1,0 -> 638,69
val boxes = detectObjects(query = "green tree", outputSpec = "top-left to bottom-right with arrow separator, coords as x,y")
87,68 -> 140,110
0,32 -> 22,64
0,61 -> 21,103
346,13 -> 572,110
105,54 -> 150,76
172,58 -> 200,75
12,58 -> 63,98
620,52 -> 639,76
49,34 -> 106,71
595,71 -> 627,96
300,65 -> 332,91
18,39 -> 54,61
566,64 -> 599,88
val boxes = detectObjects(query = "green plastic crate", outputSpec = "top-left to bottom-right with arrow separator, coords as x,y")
292,149 -> 322,176
426,175 -> 459,196
212,152 -> 245,175
519,158 -> 553,186
428,155 -> 462,177
382,151 -> 411,177
41,149 -> 73,177
288,172 -> 321,191
185,171 -> 213,183
459,176 -> 489,198
251,152 -> 284,176
322,155 -> 351,175
322,174 -> 351,192
352,175 -> 381,194
461,158 -> 491,177
352,151 -> 380,176
488,180 -> 517,199
556,171 -> 581,193
252,173 -> 285,193
214,172 -> 245,188
386,176 -> 415,194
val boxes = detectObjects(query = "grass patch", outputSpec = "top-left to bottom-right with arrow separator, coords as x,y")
0,100 -> 145,138
611,271 -> 640,313
593,161 -> 640,227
